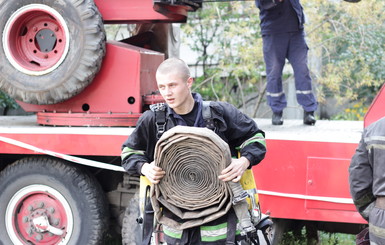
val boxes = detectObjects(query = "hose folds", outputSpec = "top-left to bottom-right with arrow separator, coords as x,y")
151,126 -> 234,230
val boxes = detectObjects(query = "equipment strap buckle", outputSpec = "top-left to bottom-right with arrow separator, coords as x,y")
232,191 -> 249,205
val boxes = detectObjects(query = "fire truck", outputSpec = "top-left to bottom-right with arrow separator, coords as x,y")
0,0 -> 373,244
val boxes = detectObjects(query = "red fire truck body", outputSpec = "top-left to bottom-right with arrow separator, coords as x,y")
254,120 -> 364,223
0,0 -> 376,244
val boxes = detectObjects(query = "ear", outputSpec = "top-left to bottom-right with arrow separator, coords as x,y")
187,77 -> 193,89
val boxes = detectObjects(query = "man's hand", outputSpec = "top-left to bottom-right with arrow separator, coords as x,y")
141,162 -> 165,184
218,157 -> 250,182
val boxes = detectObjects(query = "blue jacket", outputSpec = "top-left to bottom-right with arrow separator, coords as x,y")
255,0 -> 305,35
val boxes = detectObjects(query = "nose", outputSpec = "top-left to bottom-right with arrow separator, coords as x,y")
165,87 -> 172,96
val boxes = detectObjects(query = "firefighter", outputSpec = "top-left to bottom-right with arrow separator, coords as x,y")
121,58 -> 266,244
349,116 -> 385,244
255,0 -> 318,125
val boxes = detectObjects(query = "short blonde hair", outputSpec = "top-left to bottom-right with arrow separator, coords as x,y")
156,58 -> 190,81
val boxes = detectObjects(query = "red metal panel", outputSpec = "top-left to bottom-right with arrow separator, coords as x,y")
18,41 -> 164,114
93,0 -> 189,23
306,157 -> 355,211
0,133 -> 128,156
253,139 -> 366,224
36,112 -> 142,127
365,83 -> 385,128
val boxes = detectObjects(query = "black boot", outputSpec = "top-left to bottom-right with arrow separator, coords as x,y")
304,111 -> 316,125
272,111 -> 283,125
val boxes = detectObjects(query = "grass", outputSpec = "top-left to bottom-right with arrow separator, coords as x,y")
280,230 -> 356,245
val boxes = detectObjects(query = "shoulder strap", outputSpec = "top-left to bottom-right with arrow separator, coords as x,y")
150,103 -> 167,140
202,101 -> 215,130
151,101 -> 215,139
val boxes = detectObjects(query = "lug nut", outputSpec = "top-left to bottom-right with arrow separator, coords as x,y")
35,234 -> 43,242
27,205 -> 34,211
22,216 -> 29,223
52,218 -> 60,226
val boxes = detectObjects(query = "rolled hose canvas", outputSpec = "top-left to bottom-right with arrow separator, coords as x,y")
151,126 -> 234,230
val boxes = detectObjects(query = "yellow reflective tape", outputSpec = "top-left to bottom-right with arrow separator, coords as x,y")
121,147 -> 144,160
238,133 -> 266,149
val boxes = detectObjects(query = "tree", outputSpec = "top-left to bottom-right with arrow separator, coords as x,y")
304,0 -> 385,119
182,2 -> 267,117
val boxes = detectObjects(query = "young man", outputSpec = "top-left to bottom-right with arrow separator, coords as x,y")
121,58 -> 266,244
255,0 -> 318,125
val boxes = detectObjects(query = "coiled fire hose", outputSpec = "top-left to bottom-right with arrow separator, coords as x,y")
150,126 -> 255,234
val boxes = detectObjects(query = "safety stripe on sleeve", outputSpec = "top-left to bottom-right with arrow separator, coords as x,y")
121,147 -> 144,161
238,133 -> 266,149
364,136 -> 385,142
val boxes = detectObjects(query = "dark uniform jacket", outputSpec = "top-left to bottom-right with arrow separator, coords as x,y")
121,93 -> 266,244
349,117 -> 385,220
255,0 -> 305,35
122,93 -> 266,176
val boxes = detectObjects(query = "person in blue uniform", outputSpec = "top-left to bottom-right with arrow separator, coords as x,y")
255,0 -> 318,125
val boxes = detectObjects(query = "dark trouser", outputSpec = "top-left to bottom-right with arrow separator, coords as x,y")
262,31 -> 317,113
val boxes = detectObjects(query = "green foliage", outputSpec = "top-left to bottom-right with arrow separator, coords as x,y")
0,90 -> 18,110
280,228 -> 356,245
183,2 -> 266,117
303,0 -> 385,107
331,101 -> 368,120
280,228 -> 308,245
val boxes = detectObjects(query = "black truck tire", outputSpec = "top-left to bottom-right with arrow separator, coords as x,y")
270,218 -> 289,245
0,157 -> 109,245
0,0 -> 105,104
122,193 -> 143,245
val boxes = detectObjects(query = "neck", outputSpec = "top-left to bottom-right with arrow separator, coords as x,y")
174,95 -> 195,115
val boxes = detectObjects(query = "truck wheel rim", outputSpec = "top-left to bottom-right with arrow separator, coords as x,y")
2,4 -> 70,76
5,184 -> 74,244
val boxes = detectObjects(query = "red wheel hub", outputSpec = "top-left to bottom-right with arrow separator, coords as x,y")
9,189 -> 70,244
3,4 -> 69,74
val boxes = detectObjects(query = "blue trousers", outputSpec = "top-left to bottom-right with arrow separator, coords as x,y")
262,31 -> 318,113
